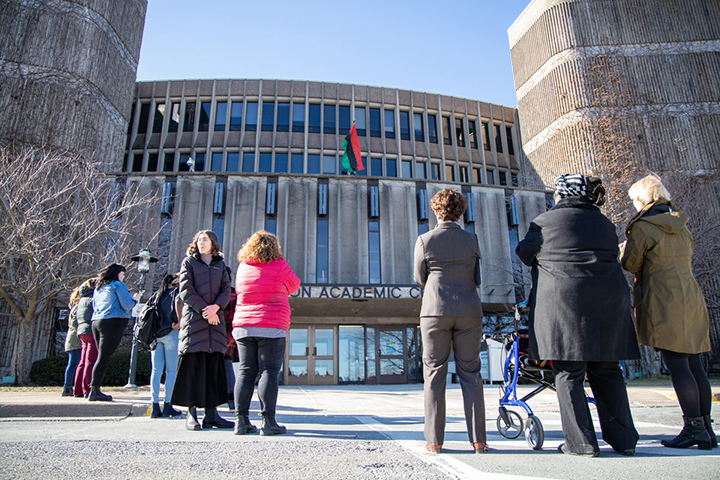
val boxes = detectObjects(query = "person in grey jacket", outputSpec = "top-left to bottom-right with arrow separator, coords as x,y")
413,188 -> 486,455
171,230 -> 234,431
73,279 -> 97,398
516,174 -> 640,457
90,264 -> 139,402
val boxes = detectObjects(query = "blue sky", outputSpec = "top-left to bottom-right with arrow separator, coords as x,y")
136,1 -> 531,107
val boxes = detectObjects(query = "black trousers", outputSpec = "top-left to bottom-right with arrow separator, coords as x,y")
553,360 -> 639,454
234,337 -> 285,416
90,318 -> 129,388
661,349 -> 712,418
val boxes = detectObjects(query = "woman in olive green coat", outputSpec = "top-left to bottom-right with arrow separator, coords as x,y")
621,174 -> 714,450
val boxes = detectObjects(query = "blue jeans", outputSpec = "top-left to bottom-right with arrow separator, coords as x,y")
64,349 -> 81,388
150,330 -> 180,403
234,337 -> 285,416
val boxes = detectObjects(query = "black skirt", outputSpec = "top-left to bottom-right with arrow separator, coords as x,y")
171,351 -> 228,408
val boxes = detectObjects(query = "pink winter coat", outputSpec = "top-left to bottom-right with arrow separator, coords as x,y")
233,258 -> 301,330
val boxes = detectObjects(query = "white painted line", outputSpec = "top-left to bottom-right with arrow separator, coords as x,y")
357,416 -> 559,480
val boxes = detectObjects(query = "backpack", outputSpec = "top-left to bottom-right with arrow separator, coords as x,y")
136,296 -> 160,350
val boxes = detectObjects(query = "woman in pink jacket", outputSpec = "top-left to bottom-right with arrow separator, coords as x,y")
232,231 -> 300,436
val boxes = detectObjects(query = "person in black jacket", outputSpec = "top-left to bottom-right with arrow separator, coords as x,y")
516,174 -> 640,457
149,273 -> 183,418
171,230 -> 234,431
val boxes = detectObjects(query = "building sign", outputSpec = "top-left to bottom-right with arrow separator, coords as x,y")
291,285 -> 422,300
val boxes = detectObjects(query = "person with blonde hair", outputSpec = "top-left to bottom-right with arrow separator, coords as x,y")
232,230 -> 300,436
172,230 -> 234,431
61,285 -> 83,396
413,188 -> 487,454
621,174 -> 715,450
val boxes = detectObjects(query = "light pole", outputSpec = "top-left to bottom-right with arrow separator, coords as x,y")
124,248 -> 159,389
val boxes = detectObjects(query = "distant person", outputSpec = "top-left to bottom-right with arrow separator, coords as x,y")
233,231 -> 300,436
148,274 -> 182,418
621,174 -> 715,449
62,286 -> 82,397
413,188 -> 486,454
171,230 -> 234,431
90,264 -> 140,402
73,278 -> 97,398
224,266 -> 239,412
517,174 -> 640,457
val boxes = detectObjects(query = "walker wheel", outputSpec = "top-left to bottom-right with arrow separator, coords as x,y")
524,415 -> 545,450
497,409 -> 523,439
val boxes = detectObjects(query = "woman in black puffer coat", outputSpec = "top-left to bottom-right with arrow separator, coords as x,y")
171,230 -> 233,431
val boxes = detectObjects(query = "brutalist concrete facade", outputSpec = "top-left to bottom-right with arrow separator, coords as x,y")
122,79 -> 549,384
508,0 -> 720,368
0,0 -> 147,168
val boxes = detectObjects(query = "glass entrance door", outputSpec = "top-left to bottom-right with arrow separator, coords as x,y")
377,328 -> 407,384
286,326 -> 337,385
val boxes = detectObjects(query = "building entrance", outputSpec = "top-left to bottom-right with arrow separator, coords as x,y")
376,328 -> 407,384
285,326 -> 336,385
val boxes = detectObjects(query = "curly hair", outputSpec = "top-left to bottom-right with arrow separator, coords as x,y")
430,188 -> 467,222
237,230 -> 284,264
186,230 -> 221,257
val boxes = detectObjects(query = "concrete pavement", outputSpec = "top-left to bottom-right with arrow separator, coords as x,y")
0,383 -> 719,479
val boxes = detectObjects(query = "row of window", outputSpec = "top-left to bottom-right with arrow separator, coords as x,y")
128,150 -> 519,186
132,100 -> 514,154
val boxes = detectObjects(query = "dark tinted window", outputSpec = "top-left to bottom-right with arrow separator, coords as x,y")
183,102 -> 195,132
227,152 -> 239,172
402,160 -> 412,178
368,220 -> 381,284
179,153 -> 191,172
163,152 -> 175,172
386,159 -> 397,177
499,170 -> 507,186
137,103 -> 150,134
468,120 -> 478,148
486,169 -> 495,185
169,103 -> 180,132
511,173 -> 519,187
339,105 -> 351,134
214,102 -> 227,131
459,165 -> 469,182
495,124 -> 503,152
230,102 -> 242,131
323,104 -> 336,134
307,154 -> 320,174
323,155 -> 336,174
242,152 -> 255,172
371,157 -> 382,177
455,117 -> 465,147
275,153 -> 288,173
245,102 -> 258,131
262,102 -> 274,131
211,152 -> 223,172
443,116 -> 452,145
384,110 -> 395,139
259,153 -> 272,172
147,153 -> 158,172
317,218 -> 329,283
482,121 -> 490,150
199,102 -> 211,131
193,153 -> 205,172
506,126 -> 514,155
152,103 -> 165,133
277,103 -> 290,132
369,108 -> 381,137
308,104 -> 321,133
414,113 -> 424,142
355,107 -> 366,136
290,153 -> 303,173
400,111 -> 410,140
292,103 -> 305,132
131,154 -> 143,172
428,114 -> 438,143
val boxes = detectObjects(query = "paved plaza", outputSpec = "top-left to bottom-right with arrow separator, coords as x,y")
0,383 -> 719,479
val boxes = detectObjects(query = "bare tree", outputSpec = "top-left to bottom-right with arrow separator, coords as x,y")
0,145 -> 157,384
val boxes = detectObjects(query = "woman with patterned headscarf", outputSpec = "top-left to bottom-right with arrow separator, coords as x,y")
516,174 -> 640,457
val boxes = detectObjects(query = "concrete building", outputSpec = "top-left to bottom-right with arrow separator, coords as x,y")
508,0 -> 720,368
122,79 -> 549,385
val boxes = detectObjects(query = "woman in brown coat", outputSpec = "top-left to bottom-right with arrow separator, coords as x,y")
621,174 -> 715,450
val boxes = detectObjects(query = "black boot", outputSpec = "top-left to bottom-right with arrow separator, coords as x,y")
186,406 -> 201,431
703,415 -> 718,448
162,403 -> 183,417
661,416 -> 713,450
260,413 -> 287,436
202,406 -> 235,429
61,386 -> 73,397
233,413 -> 258,435
150,403 -> 163,418
88,386 -> 112,402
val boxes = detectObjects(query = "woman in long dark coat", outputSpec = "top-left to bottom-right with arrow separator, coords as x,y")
516,174 -> 640,457
171,230 -> 234,431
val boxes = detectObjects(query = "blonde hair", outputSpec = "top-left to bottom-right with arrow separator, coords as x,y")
237,231 -> 283,264
70,278 -> 96,304
69,285 -> 82,305
628,174 -> 671,206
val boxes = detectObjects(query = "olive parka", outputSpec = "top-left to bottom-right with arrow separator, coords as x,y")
516,196 -> 640,362
621,200 -> 710,354
177,253 -> 232,356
